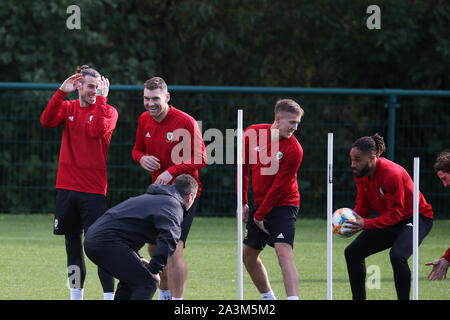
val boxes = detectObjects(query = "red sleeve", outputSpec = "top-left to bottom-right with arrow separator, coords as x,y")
40,89 -> 68,128
254,142 -> 303,221
166,118 -> 207,177
353,178 -> 373,218
442,248 -> 450,262
88,97 -> 118,139
364,173 -> 405,230
238,127 -> 252,205
132,115 -> 147,164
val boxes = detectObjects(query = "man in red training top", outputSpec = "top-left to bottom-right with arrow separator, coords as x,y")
40,65 -> 118,300
425,151 -> 450,280
238,99 -> 304,300
132,77 -> 207,300
344,133 -> 433,300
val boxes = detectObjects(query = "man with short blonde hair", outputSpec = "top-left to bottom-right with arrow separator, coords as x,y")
274,99 -> 304,118
238,98 -> 304,300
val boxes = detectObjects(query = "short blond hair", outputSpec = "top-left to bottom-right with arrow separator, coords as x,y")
274,99 -> 304,117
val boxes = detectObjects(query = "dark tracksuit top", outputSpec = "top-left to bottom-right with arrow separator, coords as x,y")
85,184 -> 185,274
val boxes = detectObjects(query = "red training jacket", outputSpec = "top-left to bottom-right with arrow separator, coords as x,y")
353,157 -> 433,230
132,106 -> 207,197
40,89 -> 118,195
240,124 -> 303,221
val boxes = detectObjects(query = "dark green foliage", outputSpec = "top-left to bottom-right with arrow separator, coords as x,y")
0,0 -> 449,88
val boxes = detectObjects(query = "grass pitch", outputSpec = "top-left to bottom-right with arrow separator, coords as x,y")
0,214 -> 448,300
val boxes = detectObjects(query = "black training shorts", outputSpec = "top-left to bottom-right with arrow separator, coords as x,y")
244,205 -> 299,250
53,189 -> 107,236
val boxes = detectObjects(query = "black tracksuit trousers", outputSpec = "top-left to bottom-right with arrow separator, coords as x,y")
344,215 -> 432,300
84,242 -> 158,300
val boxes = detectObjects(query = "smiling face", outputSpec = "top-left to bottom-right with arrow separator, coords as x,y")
78,75 -> 99,106
433,151 -> 450,188
437,170 -> 450,188
273,111 -> 302,139
143,87 -> 170,121
350,147 -> 377,178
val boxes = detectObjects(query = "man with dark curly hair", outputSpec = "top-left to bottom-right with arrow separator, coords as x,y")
425,151 -> 450,281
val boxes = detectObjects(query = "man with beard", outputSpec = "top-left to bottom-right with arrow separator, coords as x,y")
132,77 -> 207,300
40,65 -> 118,300
343,133 -> 433,300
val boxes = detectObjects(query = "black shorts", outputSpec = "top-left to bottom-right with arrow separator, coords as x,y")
244,205 -> 298,250
148,197 -> 199,247
53,189 -> 107,236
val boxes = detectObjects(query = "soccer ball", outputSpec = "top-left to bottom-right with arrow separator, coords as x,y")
332,208 -> 357,238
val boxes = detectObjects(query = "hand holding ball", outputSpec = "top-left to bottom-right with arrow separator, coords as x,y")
332,208 -> 357,237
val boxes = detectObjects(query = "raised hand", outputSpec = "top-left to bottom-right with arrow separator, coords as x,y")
59,74 -> 83,93
96,76 -> 110,97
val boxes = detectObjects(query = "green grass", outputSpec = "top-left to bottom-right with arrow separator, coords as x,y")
0,214 -> 448,300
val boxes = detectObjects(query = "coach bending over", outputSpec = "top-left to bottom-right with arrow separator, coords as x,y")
84,174 -> 198,300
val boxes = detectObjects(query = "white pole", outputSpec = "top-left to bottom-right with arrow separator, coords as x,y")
327,133 -> 333,300
412,157 -> 420,300
237,109 -> 244,300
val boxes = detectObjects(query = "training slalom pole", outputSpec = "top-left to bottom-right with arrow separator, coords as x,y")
237,109 -> 244,300
327,133 -> 333,300
412,157 -> 420,300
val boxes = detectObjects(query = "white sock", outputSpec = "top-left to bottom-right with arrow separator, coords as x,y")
261,290 -> 276,300
70,288 -> 84,300
171,297 -> 183,300
287,296 -> 299,300
158,289 -> 172,300
103,292 -> 115,300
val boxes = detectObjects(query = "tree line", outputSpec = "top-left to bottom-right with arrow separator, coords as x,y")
0,0 -> 449,89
